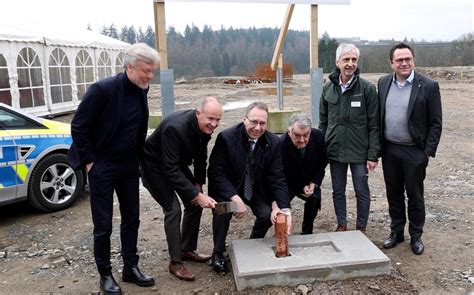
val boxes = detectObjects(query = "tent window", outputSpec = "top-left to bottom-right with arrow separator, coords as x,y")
98,51 -> 112,80
17,47 -> 45,109
75,50 -> 94,100
115,52 -> 124,75
0,54 -> 12,106
49,48 -> 72,104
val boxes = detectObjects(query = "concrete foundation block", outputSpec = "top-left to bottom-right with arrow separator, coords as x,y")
267,108 -> 301,134
229,231 -> 390,291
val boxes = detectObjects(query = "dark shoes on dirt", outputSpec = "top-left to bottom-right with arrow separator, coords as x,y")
383,233 -> 405,249
211,251 -> 229,274
122,265 -> 155,287
100,273 -> 122,295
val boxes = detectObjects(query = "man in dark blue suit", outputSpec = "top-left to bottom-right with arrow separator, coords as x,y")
280,114 -> 328,235
208,101 -> 292,274
68,43 -> 160,294
378,43 -> 442,255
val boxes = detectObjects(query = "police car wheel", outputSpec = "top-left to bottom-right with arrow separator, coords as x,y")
28,153 -> 84,212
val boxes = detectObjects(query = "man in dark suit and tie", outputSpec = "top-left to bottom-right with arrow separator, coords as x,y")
69,43 -> 159,294
280,114 -> 328,235
378,42 -> 442,255
141,97 -> 222,281
208,101 -> 292,274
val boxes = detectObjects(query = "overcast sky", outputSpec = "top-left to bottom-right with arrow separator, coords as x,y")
3,0 -> 473,41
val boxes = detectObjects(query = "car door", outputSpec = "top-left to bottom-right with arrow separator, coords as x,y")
0,127 -> 19,203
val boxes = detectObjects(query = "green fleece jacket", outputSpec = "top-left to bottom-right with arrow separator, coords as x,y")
318,68 -> 380,163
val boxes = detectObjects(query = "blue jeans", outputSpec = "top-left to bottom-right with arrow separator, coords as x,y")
330,161 -> 370,228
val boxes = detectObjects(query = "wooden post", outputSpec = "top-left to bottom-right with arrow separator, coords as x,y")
270,4 -> 294,71
153,0 -> 168,70
310,4 -> 318,69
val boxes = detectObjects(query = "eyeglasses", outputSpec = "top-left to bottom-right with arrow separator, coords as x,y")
246,117 -> 267,127
393,57 -> 414,64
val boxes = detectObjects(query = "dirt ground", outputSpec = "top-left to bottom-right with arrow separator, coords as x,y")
0,66 -> 473,294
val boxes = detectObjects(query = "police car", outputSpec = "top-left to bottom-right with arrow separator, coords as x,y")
0,103 -> 84,212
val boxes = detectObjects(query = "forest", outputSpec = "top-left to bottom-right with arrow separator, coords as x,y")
100,24 -> 473,80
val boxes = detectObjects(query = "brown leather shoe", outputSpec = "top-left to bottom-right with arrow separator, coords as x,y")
169,262 -> 195,281
335,224 -> 347,232
356,226 -> 367,234
181,251 -> 211,263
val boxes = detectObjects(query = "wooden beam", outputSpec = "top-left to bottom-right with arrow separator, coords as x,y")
154,1 -> 168,69
310,4 -> 318,68
270,4 -> 294,70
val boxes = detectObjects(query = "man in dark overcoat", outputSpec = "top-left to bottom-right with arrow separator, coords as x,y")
280,114 -> 328,235
69,43 -> 159,294
141,97 -> 222,281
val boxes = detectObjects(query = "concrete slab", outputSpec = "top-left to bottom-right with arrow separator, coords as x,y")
229,231 -> 390,291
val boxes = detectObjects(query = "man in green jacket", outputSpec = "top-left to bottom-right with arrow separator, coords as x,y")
319,43 -> 380,233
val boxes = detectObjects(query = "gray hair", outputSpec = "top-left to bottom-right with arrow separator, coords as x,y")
335,43 -> 360,61
123,43 -> 160,69
198,96 -> 222,111
288,113 -> 312,129
245,101 -> 268,117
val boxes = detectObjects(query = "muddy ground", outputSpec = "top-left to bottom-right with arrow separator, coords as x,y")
0,66 -> 473,294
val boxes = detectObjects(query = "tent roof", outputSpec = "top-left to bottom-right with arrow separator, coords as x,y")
0,22 -> 130,50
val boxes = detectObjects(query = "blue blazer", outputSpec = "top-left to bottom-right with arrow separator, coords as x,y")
68,72 -> 149,169
378,71 -> 442,157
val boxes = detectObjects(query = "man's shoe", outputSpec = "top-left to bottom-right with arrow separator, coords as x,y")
100,273 -> 122,295
356,226 -> 367,234
411,238 -> 424,255
181,250 -> 212,263
211,251 -> 229,274
335,224 -> 347,232
122,266 -> 155,287
383,233 -> 405,249
169,262 -> 195,281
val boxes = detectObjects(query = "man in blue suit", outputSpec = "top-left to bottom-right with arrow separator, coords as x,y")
378,43 -> 442,255
68,43 -> 160,294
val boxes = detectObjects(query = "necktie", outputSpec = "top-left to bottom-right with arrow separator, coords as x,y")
299,147 -> 305,158
243,141 -> 255,200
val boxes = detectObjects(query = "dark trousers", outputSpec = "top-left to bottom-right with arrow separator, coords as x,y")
382,142 -> 428,239
330,161 -> 370,228
212,196 -> 273,253
292,192 -> 321,234
88,157 -> 140,274
141,168 -> 203,263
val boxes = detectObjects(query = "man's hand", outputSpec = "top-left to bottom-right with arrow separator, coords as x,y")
86,162 -> 94,173
230,195 -> 247,219
302,182 -> 316,197
366,160 -> 378,172
191,193 -> 217,209
194,183 -> 203,193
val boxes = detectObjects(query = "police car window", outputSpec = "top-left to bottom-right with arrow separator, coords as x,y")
0,109 -> 43,129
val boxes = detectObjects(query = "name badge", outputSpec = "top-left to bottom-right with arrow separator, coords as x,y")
351,101 -> 361,107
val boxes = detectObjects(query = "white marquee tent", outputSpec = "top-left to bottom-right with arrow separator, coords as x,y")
0,22 -> 130,116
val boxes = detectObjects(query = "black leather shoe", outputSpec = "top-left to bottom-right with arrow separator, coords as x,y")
383,233 -> 405,249
122,266 -> 155,287
100,273 -> 122,295
211,252 -> 229,274
411,238 -> 424,255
